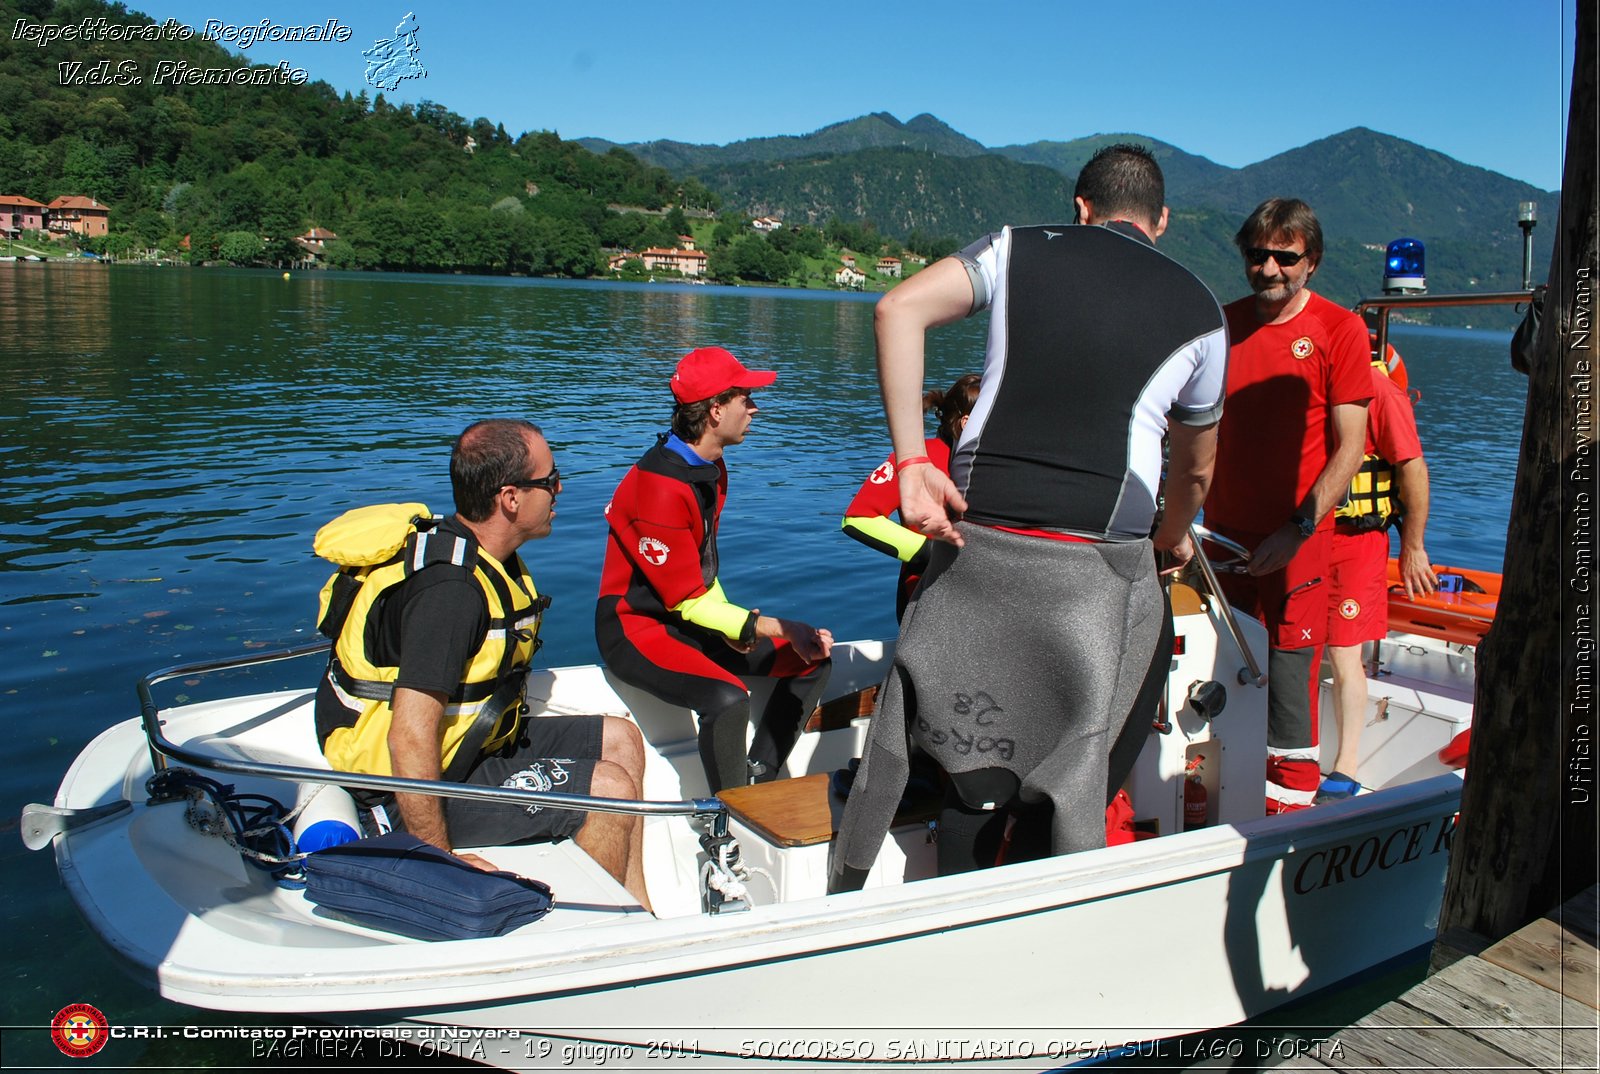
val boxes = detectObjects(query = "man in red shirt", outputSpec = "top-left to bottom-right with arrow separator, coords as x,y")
1205,198 -> 1372,813
1320,366 -> 1437,800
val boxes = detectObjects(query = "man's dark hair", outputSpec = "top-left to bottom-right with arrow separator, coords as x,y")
1073,144 -> 1165,225
671,387 -> 743,443
1235,197 -> 1324,265
451,419 -> 542,521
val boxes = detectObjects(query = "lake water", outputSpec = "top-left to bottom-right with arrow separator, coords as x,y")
0,264 -> 1526,1068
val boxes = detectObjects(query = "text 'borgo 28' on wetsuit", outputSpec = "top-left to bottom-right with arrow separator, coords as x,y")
595,434 -> 827,794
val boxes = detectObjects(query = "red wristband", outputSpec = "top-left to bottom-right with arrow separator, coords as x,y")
896,455 -> 932,469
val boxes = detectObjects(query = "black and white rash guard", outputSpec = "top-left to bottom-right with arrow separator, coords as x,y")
951,221 -> 1228,540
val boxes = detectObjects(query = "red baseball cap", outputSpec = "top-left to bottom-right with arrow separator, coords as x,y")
670,347 -> 777,404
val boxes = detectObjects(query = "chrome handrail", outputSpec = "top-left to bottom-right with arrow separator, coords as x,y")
1188,525 -> 1267,687
1354,288 -> 1540,373
135,644 -> 729,829
1189,523 -> 1251,567
139,641 -> 334,774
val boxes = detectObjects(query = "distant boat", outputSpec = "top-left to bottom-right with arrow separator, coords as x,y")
22,254 -> 43,261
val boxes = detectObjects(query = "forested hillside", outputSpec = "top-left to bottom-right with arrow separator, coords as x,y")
991,133 -> 1234,201
1,0 -> 1558,320
0,0 -> 716,274
696,147 -> 1077,242
579,112 -> 990,172
604,117 -> 1558,321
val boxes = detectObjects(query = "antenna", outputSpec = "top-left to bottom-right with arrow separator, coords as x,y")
1517,202 -> 1538,291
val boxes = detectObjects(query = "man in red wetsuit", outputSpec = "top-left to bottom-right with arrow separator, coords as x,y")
595,347 -> 833,794
1320,364 -> 1437,800
1204,198 -> 1372,813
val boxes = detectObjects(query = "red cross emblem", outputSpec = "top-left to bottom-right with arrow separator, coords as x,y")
51,1003 -> 109,1057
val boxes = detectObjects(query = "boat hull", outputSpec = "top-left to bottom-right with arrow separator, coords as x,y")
51,708 -> 1461,1066
42,614 -> 1468,1069
380,781 -> 1460,1069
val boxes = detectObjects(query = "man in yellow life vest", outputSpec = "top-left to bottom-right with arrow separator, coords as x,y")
1319,361 -> 1437,801
314,419 -> 651,910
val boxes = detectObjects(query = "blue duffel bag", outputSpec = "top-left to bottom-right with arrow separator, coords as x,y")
301,832 -> 555,940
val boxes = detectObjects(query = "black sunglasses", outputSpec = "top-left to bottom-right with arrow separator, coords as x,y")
1244,246 -> 1308,267
506,468 -> 561,493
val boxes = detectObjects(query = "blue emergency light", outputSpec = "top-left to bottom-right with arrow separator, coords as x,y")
1383,238 -> 1426,293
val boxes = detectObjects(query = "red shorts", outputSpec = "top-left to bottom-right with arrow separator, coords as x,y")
1327,527 -> 1390,646
1208,524 -> 1331,650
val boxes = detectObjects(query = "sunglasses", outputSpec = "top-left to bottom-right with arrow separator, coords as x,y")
506,468 -> 561,493
1244,246 -> 1308,267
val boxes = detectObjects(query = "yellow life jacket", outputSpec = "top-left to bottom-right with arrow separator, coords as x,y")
314,503 -> 547,778
1335,360 -> 1400,531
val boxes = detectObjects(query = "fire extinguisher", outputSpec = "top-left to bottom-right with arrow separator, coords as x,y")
1185,754 -> 1209,830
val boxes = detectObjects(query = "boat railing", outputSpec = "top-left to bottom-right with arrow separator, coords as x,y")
1187,525 -> 1267,687
1356,288 -> 1540,366
135,643 -> 732,831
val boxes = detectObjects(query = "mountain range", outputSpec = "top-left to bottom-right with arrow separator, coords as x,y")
582,113 -> 1557,322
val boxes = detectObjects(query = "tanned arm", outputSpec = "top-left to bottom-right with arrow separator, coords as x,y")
875,257 -> 974,546
388,685 -> 497,871
1393,455 -> 1438,598
1153,421 -> 1219,570
1250,400 -> 1370,575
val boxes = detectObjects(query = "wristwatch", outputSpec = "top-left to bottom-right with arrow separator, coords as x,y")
1290,514 -> 1317,539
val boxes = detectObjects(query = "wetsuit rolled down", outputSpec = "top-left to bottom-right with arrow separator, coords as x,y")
841,375 -> 979,620
596,348 -> 834,794
831,149 -> 1228,892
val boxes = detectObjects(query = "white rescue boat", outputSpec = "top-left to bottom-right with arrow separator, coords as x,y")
25,551 -> 1475,1070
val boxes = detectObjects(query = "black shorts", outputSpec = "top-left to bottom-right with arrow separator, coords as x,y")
429,715 -> 604,848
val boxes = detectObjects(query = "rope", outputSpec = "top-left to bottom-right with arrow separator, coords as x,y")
146,769 -> 306,883
701,840 -> 750,905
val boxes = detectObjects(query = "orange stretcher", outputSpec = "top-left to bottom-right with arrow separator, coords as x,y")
1386,560 -> 1500,646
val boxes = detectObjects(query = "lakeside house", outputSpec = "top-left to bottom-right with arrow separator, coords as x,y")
297,227 -> 338,251
0,194 -> 47,236
3,193 -> 113,240
641,246 -> 708,277
46,196 -> 109,237
294,227 -> 338,262
287,227 -> 339,268
835,264 -> 867,289
876,256 -> 902,278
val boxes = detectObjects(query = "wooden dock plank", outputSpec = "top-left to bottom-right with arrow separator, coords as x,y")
1480,914 -> 1600,1009
1322,886 -> 1599,1073
1341,1001 -> 1558,1071
1398,955 -> 1578,1070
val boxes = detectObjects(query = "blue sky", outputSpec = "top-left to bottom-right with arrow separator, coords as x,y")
123,0 -> 1577,191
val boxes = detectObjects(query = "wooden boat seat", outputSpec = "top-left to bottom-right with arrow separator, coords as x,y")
718,771 -> 940,849
1169,580 -> 1206,615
